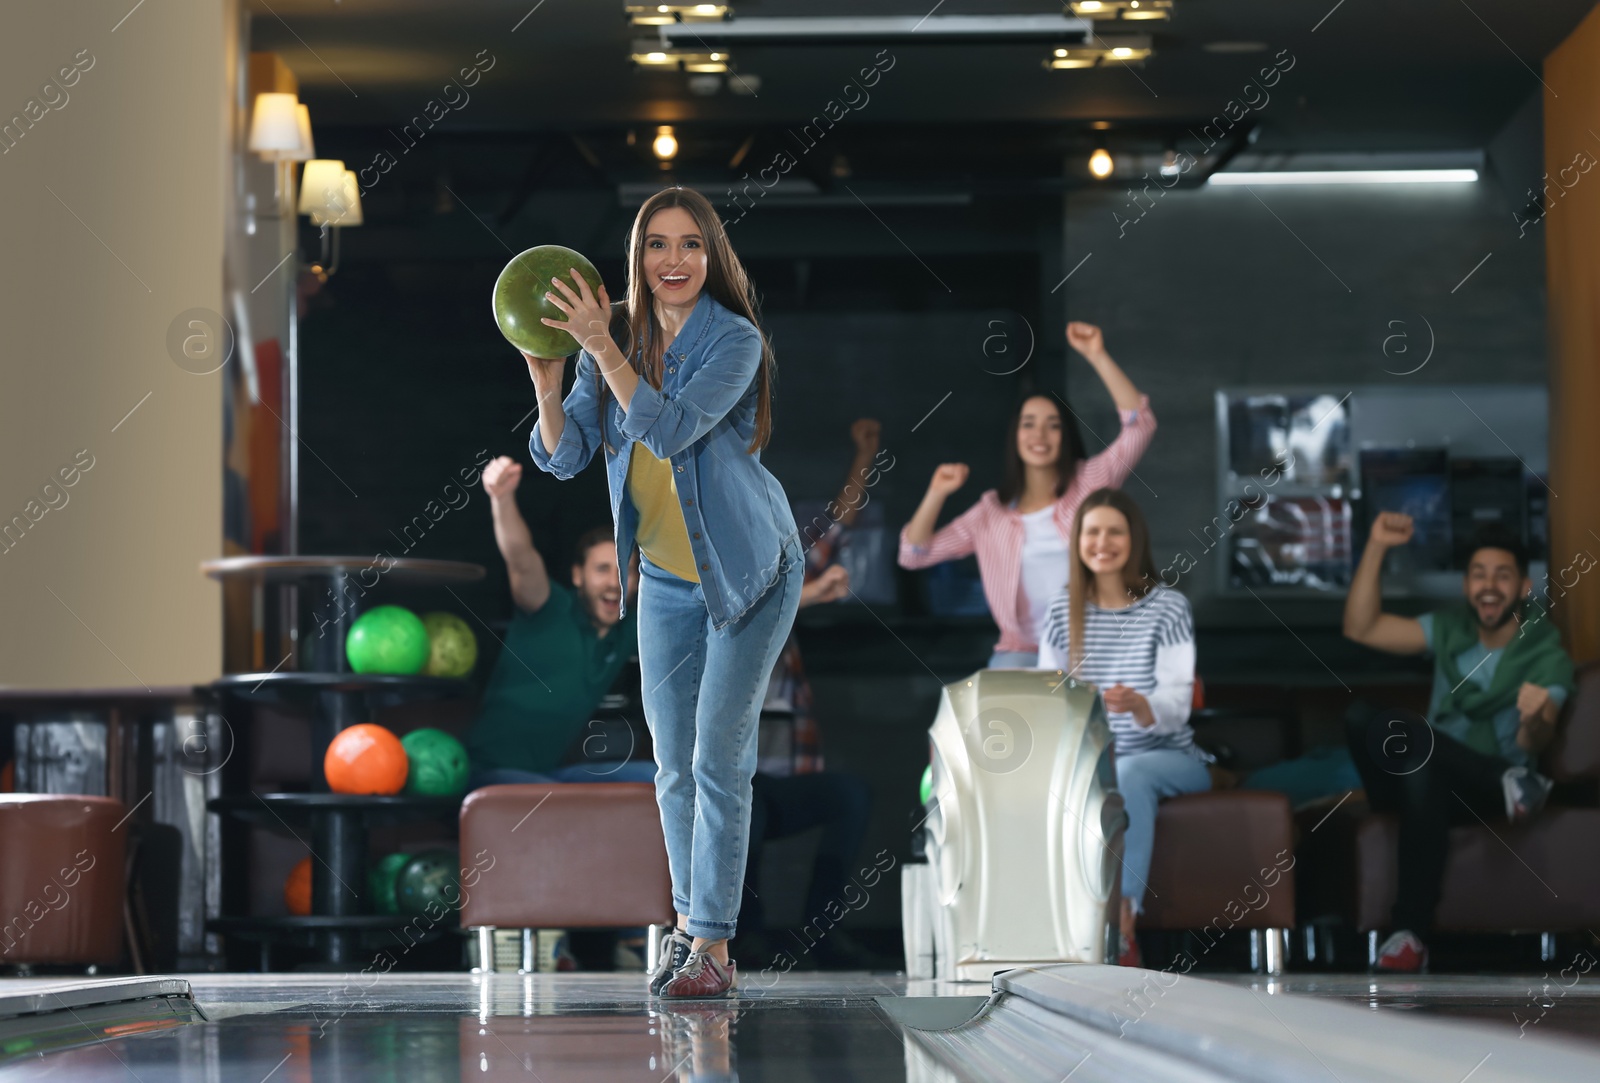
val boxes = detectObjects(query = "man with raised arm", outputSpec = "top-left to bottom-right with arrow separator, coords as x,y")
464,455 -> 652,788
1343,514 -> 1574,972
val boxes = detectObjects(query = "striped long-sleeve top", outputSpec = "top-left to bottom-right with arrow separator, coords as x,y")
897,396 -> 1157,653
1036,584 -> 1200,758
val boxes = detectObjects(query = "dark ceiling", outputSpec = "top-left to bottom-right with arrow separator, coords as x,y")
246,0 -> 1594,214
249,0 -> 1592,146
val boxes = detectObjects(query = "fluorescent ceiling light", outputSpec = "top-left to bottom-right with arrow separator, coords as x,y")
661,14 -> 1090,45
1208,169 -> 1480,186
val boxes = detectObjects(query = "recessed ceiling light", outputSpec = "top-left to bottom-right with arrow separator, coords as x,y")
1203,41 -> 1268,54
1090,120 -> 1112,130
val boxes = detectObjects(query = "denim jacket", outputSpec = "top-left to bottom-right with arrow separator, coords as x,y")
529,291 -> 799,630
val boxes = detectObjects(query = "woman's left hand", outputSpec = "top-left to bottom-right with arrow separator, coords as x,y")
1103,684 -> 1154,726
1066,321 -> 1108,361
542,270 -> 615,357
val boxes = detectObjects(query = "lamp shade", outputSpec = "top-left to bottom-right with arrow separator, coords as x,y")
248,93 -> 301,157
297,159 -> 348,224
273,103 -> 315,162
335,170 -> 363,227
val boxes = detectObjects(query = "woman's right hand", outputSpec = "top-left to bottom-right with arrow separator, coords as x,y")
521,351 -> 566,389
926,463 -> 969,497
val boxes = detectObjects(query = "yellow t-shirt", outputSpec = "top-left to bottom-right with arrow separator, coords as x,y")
627,443 -> 700,583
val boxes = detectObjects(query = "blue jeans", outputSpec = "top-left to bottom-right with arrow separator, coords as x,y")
638,544 -> 803,942
467,761 -> 660,790
1117,748 -> 1211,914
988,650 -> 1038,668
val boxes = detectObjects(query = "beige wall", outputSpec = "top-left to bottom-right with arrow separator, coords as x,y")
0,2 -> 234,688
1546,6 -> 1600,665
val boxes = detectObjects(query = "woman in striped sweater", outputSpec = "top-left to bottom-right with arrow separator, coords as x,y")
899,322 -> 1156,667
1036,488 -> 1210,966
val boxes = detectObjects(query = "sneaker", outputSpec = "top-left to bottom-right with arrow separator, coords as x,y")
1375,930 -> 1428,973
1117,932 -> 1142,968
1503,766 -> 1553,825
661,950 -> 737,999
649,930 -> 694,996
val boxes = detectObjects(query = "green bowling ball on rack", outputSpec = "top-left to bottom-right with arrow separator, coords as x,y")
346,605 -> 431,675
368,852 -> 411,916
492,244 -> 605,359
401,728 -> 470,798
395,849 -> 461,918
420,612 -> 477,678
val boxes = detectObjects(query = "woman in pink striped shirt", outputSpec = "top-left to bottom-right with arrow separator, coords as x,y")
899,322 -> 1157,666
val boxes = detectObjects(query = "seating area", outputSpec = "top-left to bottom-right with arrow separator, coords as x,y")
1296,661 -> 1600,966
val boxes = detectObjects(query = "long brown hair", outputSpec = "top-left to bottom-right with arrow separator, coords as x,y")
598,186 -> 774,453
1066,488 -> 1159,670
996,393 -> 1089,505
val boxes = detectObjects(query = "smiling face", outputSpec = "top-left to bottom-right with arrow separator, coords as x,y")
1016,396 -> 1064,471
1463,545 -> 1529,632
1078,505 -> 1132,580
642,205 -> 707,314
572,541 -> 634,632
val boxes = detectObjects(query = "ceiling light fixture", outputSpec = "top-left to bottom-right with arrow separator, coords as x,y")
1070,1 -> 1172,21
626,3 -> 731,27
659,13 -> 1091,46
1089,148 -> 1114,179
630,44 -> 730,72
1207,169 -> 1480,186
1046,36 -> 1151,69
652,125 -> 679,160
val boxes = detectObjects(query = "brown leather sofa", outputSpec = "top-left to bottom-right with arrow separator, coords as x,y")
458,783 -> 673,972
1137,695 -> 1300,974
0,794 -> 127,969
1325,660 -> 1600,963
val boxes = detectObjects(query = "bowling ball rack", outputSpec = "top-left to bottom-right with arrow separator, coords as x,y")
200,557 -> 485,970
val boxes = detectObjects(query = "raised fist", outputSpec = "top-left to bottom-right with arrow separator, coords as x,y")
928,463 -> 969,497
1369,512 -> 1414,549
1066,321 -> 1106,359
482,456 -> 523,499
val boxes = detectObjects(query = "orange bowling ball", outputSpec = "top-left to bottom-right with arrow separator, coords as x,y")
285,856 -> 312,916
324,723 -> 409,795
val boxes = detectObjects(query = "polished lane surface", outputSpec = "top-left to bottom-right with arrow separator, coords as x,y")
5,970 -> 1600,1081
1,973 -> 921,1082
1220,972 -> 1600,1047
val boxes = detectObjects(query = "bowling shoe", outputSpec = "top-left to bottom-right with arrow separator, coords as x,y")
649,929 -> 694,996
661,950 -> 737,999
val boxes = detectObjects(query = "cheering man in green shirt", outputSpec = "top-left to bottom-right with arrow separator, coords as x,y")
465,455 -> 653,788
1343,515 -> 1575,973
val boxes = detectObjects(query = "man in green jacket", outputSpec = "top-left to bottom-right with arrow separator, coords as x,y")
465,455 -> 652,788
1343,516 -> 1575,973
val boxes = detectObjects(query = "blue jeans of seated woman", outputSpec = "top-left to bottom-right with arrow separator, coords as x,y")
988,650 -> 1038,668
1117,748 -> 1211,914
638,542 -> 803,943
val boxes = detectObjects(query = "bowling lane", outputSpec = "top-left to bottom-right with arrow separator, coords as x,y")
1216,973 -> 1600,1048
1,973 -> 920,1082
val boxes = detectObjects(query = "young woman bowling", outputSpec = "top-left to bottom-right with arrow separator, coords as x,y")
1035,488 -> 1210,967
525,187 -> 802,998
899,323 -> 1156,666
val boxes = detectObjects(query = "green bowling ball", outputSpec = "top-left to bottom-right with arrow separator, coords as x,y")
368,851 -> 411,915
395,848 -> 461,918
920,764 -> 933,805
421,611 -> 477,678
492,245 -> 604,359
346,606 -> 431,675
401,728 -> 470,797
